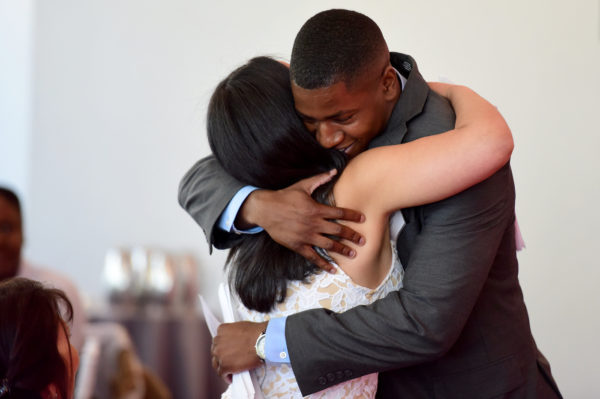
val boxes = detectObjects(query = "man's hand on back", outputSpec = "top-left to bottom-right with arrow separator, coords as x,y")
236,170 -> 365,273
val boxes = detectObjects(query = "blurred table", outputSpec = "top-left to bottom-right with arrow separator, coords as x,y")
91,305 -> 226,399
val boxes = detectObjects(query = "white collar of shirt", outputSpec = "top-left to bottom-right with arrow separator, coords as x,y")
393,67 -> 407,90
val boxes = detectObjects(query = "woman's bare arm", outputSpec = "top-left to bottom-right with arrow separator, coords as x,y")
335,84 -> 513,214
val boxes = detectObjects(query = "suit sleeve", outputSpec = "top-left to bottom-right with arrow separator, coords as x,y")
178,154 -> 246,250
286,163 -> 516,395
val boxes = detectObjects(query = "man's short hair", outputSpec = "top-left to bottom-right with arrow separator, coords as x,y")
290,9 -> 388,90
0,187 -> 21,216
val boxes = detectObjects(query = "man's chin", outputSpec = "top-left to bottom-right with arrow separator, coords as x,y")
344,144 -> 366,159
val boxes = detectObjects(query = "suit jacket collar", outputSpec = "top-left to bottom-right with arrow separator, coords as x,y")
369,53 -> 429,148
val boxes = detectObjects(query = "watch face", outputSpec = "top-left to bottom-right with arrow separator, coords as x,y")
256,333 -> 266,359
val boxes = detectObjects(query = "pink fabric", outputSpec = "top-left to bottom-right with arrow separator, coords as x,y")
514,217 -> 526,251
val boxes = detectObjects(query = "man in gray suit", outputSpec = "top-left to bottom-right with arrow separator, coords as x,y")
180,9 -> 561,398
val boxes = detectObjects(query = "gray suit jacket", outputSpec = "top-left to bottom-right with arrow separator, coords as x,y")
178,53 -> 561,398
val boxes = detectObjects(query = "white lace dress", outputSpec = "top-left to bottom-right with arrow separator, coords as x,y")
223,214 -> 405,399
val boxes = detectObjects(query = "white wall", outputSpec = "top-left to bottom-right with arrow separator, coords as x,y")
0,0 -> 33,210
3,0 -> 599,396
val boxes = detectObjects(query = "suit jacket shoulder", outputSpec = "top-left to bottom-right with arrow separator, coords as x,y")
178,155 -> 245,250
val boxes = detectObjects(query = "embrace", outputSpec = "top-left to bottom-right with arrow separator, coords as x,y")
179,9 -> 562,399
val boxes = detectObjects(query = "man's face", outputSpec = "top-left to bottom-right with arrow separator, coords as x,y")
291,69 -> 394,159
0,197 -> 23,280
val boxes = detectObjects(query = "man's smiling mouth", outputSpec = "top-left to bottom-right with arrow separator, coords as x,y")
337,142 -> 355,154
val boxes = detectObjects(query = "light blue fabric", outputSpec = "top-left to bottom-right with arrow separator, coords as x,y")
265,317 -> 291,363
217,185 -> 264,234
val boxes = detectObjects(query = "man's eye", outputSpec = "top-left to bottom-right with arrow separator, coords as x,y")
334,115 -> 353,123
302,120 -> 317,133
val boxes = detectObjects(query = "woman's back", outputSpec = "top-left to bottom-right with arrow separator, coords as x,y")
329,174 -> 395,289
228,212 -> 405,399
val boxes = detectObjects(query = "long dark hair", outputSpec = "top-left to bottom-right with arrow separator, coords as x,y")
0,278 -> 74,399
208,56 -> 347,312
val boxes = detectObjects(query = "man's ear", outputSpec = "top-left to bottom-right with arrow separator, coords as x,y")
381,65 -> 399,100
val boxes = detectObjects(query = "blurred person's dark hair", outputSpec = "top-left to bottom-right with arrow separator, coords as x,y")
0,188 -> 21,217
0,278 -> 74,399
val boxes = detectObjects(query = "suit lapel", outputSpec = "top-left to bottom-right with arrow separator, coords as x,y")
369,53 -> 431,268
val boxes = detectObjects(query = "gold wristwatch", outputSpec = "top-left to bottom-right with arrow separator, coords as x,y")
255,330 -> 266,361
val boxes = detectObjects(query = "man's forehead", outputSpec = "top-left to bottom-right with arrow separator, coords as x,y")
293,80 -> 365,117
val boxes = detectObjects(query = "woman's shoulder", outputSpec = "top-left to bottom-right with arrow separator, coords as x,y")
333,144 -> 403,213
339,143 -> 406,182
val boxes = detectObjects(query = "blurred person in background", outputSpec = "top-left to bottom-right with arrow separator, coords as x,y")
0,187 -> 86,351
0,277 -> 79,399
0,188 -> 171,399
